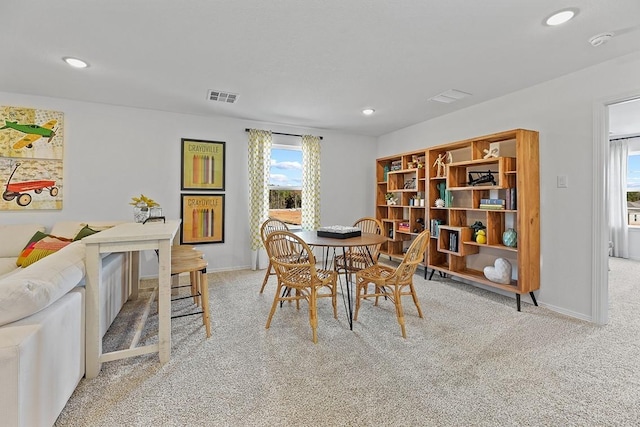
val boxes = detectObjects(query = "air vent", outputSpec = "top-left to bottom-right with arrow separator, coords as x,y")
428,89 -> 472,104
207,89 -> 239,104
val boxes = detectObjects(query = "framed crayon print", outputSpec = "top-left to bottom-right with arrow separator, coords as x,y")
180,193 -> 225,244
181,139 -> 225,191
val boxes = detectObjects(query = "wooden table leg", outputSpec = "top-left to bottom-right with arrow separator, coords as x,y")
157,239 -> 171,363
85,244 -> 102,378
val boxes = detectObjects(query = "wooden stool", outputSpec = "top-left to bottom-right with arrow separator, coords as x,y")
170,248 -> 211,338
171,245 -> 204,306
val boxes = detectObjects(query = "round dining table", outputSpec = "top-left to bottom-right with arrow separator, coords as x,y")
293,231 -> 387,330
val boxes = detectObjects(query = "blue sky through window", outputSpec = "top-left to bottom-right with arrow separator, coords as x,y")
628,154 -> 640,190
270,147 -> 302,188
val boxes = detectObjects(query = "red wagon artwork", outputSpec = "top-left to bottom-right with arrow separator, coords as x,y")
2,162 -> 59,207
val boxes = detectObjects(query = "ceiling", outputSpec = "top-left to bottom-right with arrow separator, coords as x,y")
2,0 -> 640,137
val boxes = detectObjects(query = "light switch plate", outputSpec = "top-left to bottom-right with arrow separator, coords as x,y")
557,175 -> 568,188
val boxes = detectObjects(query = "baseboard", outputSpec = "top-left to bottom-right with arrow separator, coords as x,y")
538,302 -> 592,322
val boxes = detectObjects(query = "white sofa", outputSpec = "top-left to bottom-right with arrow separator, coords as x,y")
0,222 -> 130,427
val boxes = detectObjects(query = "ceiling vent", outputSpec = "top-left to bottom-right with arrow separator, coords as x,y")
428,89 -> 472,104
207,89 -> 239,104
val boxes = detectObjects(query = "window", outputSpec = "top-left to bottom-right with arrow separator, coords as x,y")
627,153 -> 640,225
269,145 -> 302,226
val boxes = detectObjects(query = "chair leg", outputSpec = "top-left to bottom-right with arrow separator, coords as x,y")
409,282 -> 423,318
260,262 -> 273,293
190,270 -> 200,306
393,286 -> 407,338
266,284 -> 283,329
309,288 -> 318,344
199,269 -> 211,338
331,278 -> 338,319
354,279 -> 363,321
374,284 -> 382,306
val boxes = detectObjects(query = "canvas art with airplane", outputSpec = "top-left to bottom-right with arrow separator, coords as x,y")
0,106 -> 64,210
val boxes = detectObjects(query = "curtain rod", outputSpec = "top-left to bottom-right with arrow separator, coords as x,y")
610,134 -> 640,141
244,128 -> 323,140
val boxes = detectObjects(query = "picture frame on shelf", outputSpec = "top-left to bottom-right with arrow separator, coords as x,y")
180,193 -> 225,244
181,138 -> 225,191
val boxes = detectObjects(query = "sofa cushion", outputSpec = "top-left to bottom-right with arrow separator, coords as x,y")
0,287 -> 85,427
73,224 -> 100,241
51,221 -> 120,240
0,241 -> 86,327
0,224 -> 46,258
21,236 -> 73,268
16,231 -> 49,267
17,232 -> 72,267
50,221 -> 87,240
0,258 -> 18,279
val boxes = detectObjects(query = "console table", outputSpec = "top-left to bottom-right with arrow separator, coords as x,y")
83,220 -> 181,378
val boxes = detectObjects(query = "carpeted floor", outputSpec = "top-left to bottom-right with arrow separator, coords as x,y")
55,257 -> 640,426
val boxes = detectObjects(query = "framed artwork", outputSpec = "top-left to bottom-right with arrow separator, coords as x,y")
0,106 -> 64,210
181,139 -> 225,191
180,193 -> 225,244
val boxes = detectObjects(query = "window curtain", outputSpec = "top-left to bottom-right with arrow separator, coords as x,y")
608,138 -> 629,258
248,129 -> 272,269
301,135 -> 321,230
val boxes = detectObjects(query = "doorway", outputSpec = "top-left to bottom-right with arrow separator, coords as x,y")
594,95 -> 640,324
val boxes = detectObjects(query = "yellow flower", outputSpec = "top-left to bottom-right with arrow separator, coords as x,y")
130,194 -> 159,207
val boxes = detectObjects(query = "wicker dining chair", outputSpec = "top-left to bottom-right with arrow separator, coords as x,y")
334,217 -> 383,274
259,219 -> 290,293
354,230 -> 429,338
264,230 -> 337,343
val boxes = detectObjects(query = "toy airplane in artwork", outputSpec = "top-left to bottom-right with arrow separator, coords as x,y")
468,170 -> 498,186
0,120 -> 58,149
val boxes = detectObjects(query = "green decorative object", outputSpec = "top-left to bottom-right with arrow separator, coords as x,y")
437,182 -> 446,200
502,228 -> 517,247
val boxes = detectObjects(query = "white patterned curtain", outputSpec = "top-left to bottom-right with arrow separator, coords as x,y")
248,129 -> 272,269
608,138 -> 629,258
302,135 -> 321,230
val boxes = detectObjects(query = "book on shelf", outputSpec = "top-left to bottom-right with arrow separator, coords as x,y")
479,204 -> 506,210
479,198 -> 505,210
504,188 -> 517,210
480,198 -> 505,205
449,232 -> 458,252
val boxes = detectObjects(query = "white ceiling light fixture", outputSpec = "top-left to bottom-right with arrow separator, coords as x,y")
428,89 -> 472,104
362,108 -> 375,115
63,57 -> 88,68
545,9 -> 577,26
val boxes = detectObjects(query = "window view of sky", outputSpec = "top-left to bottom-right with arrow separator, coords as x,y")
270,147 -> 302,188
628,154 -> 640,190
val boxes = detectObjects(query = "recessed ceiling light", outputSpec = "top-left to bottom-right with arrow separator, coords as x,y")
63,57 -> 89,68
362,108 -> 375,115
545,9 -> 577,26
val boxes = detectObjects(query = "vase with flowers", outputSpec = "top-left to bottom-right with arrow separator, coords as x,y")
130,194 -> 161,223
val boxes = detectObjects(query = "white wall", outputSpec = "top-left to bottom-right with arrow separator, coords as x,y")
0,93 -> 376,276
378,51 -> 640,321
